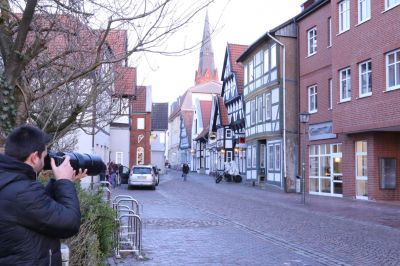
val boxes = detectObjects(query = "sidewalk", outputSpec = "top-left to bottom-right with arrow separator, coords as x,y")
188,170 -> 400,230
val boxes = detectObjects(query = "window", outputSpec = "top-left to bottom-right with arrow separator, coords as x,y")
247,146 -> 252,168
270,44 -> 277,69
380,158 -> 396,189
257,96 -> 263,122
137,147 -> 144,165
308,27 -> 317,56
327,17 -> 332,47
260,144 -> 265,168
386,49 -> 400,90
355,141 -> 368,199
385,0 -> 400,10
340,67 -> 351,101
254,51 -> 263,88
308,85 -> 318,113
250,99 -> 256,125
328,79 -> 332,109
116,152 -> 123,164
267,142 -> 281,172
244,64 -> 248,86
339,0 -> 350,33
263,49 -> 269,75
252,145 -> 257,168
309,143 -> 343,195
265,93 -> 272,120
359,60 -> 372,97
227,151 -> 233,162
225,129 -> 232,138
137,118 -> 144,129
358,0 -> 371,23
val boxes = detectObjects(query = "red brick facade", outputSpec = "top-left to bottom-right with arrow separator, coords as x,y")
298,1 -> 400,201
130,113 -> 152,166
129,86 -> 152,167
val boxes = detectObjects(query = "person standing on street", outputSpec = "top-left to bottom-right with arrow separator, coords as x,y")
0,125 -> 86,266
182,163 -> 189,181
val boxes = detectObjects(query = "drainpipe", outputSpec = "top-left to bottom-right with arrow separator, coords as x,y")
267,32 -> 286,189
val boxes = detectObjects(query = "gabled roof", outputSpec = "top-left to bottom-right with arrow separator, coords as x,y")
221,43 -> 248,95
217,96 -> 229,126
151,103 -> 168,130
194,125 -> 209,141
168,80 -> 221,121
182,110 -> 194,144
131,86 -> 148,113
199,100 -> 212,128
106,30 -> 128,61
114,66 -> 136,96
295,0 -> 329,22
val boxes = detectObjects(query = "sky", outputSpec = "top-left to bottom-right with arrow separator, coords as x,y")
132,0 -> 305,104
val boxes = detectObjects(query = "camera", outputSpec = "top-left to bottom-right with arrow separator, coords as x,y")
44,151 -> 106,176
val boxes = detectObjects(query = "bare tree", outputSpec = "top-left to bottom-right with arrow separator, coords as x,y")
0,0 -> 214,146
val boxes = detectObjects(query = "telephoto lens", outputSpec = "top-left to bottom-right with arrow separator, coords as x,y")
44,151 -> 106,176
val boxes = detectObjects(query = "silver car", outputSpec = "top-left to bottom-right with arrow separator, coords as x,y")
128,165 -> 156,190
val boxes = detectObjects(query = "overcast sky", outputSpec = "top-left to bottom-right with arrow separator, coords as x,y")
132,0 -> 305,104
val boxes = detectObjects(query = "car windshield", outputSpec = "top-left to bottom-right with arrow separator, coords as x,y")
132,167 -> 151,174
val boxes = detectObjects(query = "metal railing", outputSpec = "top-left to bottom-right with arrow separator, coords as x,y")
99,181 -> 112,204
112,195 -> 143,259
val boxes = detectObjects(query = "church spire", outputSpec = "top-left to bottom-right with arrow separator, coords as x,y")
195,11 -> 218,85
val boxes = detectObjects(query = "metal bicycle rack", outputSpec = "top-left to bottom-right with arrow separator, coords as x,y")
112,195 -> 143,259
99,181 -> 112,204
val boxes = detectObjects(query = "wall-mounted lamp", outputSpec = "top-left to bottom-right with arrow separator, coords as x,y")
220,149 -> 225,154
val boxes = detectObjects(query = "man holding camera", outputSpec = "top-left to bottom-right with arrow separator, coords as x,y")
0,125 -> 86,265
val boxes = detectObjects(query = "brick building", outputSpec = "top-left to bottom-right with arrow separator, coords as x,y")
130,86 -> 152,166
297,0 -> 400,200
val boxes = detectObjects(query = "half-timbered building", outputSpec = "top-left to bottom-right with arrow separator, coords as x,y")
237,20 -> 299,190
220,43 -> 248,175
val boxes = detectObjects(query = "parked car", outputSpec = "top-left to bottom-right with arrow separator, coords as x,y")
118,164 -> 130,184
128,165 -> 157,190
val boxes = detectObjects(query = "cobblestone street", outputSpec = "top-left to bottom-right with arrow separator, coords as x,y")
108,170 -> 400,266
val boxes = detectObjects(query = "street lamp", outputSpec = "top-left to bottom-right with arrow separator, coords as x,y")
299,112 -> 310,204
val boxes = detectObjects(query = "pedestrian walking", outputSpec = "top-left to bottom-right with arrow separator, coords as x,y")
0,124 -> 87,265
182,163 -> 189,181
108,161 -> 117,188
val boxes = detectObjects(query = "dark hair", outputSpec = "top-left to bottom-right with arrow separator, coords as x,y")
5,125 -> 52,162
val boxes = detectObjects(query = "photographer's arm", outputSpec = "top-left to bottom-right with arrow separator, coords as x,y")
15,157 -> 87,238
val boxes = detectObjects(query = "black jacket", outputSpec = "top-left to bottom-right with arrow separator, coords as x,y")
0,154 -> 81,266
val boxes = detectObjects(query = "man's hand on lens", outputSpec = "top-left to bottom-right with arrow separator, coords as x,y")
50,156 -> 74,181
72,168 -> 88,182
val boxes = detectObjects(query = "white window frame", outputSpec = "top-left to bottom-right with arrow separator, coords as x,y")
247,146 -> 252,168
359,60 -> 372,97
340,67 -> 351,102
260,144 -> 265,168
358,0 -> 371,24
308,85 -> 318,113
328,17 -> 332,47
265,93 -> 272,120
137,118 -> 145,130
307,27 -> 317,56
328,79 -> 333,109
227,151 -> 233,162
250,99 -> 256,125
385,0 -> 400,10
115,152 -> 123,165
257,96 -> 263,122
355,141 -> 368,199
386,49 -> 400,91
225,129 -> 232,138
270,44 -> 277,69
339,0 -> 350,33
251,145 -> 257,168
